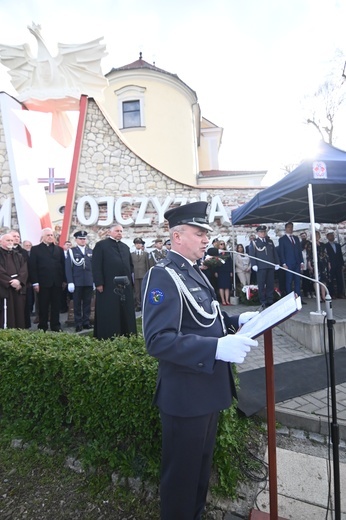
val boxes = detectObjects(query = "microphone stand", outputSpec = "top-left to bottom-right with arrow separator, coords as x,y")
230,251 -> 341,520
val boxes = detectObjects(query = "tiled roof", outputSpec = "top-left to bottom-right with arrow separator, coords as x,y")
105,54 -> 197,97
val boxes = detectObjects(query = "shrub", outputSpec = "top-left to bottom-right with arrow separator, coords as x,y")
0,329 -> 260,496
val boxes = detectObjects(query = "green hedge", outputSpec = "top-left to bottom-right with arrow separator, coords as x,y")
0,329 -> 258,497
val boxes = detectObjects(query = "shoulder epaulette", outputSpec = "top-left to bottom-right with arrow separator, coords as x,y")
156,258 -> 171,268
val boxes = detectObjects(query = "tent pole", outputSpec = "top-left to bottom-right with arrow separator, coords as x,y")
232,224 -> 236,297
307,184 -> 322,314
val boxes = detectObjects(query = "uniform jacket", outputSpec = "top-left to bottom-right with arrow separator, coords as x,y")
28,242 -> 66,287
249,237 -> 279,270
149,248 -> 167,267
325,241 -> 344,271
131,250 -> 150,279
142,250 -> 239,418
279,234 -> 303,269
65,246 -> 93,286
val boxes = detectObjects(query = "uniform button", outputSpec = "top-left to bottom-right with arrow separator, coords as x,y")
197,362 -> 204,367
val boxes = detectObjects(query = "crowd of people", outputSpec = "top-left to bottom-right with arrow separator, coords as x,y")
0,222 -> 344,333
0,226 -> 173,336
198,223 -> 345,308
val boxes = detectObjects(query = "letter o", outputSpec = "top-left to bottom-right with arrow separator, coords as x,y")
77,196 -> 99,225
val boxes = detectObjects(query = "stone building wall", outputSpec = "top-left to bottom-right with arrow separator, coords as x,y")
69,99 -> 262,247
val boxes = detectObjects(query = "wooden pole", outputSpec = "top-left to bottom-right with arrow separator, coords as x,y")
249,328 -> 287,520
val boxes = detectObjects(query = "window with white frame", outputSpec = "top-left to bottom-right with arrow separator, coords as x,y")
123,100 -> 140,128
115,85 -> 146,129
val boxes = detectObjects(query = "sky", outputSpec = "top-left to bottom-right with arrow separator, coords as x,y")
1,0 -> 346,184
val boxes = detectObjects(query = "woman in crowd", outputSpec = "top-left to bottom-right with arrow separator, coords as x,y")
234,243 -> 251,288
215,240 -> 233,305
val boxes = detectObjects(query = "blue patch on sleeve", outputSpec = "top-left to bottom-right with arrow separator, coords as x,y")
149,289 -> 164,305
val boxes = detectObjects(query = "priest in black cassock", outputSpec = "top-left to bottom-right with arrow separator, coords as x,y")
92,224 -> 137,340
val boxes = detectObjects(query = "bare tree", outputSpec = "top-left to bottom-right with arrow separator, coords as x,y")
302,51 -> 346,145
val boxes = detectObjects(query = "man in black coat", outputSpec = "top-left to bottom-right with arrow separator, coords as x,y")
92,224 -> 137,340
28,228 -> 66,332
142,202 -> 258,520
325,230 -> 345,298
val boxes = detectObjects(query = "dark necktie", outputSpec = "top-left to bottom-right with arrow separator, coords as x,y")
193,264 -> 203,277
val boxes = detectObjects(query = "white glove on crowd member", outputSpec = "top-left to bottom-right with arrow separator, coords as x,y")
252,265 -> 258,272
216,335 -> 258,363
275,264 -> 280,270
239,311 -> 259,326
68,283 -> 75,293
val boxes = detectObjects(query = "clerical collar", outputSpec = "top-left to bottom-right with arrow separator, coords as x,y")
109,237 -> 120,242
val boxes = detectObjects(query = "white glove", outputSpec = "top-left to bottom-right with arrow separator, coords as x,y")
68,283 -> 75,293
93,283 -> 95,291
216,335 -> 258,364
275,264 -> 280,270
252,265 -> 258,272
239,311 -> 259,326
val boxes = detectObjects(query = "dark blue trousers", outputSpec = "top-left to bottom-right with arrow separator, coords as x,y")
73,286 -> 93,326
159,410 -> 219,520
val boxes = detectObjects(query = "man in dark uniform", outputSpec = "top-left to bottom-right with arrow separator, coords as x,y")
28,227 -> 66,332
142,202 -> 258,520
65,230 -> 94,332
249,225 -> 280,308
92,224 -> 137,340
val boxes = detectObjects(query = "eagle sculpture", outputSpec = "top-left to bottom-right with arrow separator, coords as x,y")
0,23 -> 109,146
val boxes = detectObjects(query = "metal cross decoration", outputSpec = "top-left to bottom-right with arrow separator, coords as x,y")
38,167 -> 65,194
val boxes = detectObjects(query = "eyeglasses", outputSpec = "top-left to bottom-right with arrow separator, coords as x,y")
219,242 -> 225,245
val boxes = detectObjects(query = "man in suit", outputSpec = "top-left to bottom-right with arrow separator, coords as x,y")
325,230 -> 345,298
279,221 -> 305,300
28,227 -> 66,332
142,201 -> 258,520
65,230 -> 94,332
249,225 -> 280,308
131,237 -> 150,311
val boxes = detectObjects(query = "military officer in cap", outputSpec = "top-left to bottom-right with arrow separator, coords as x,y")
131,237 -> 150,311
142,201 -> 258,520
249,225 -> 280,308
149,237 -> 167,267
65,230 -> 94,332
